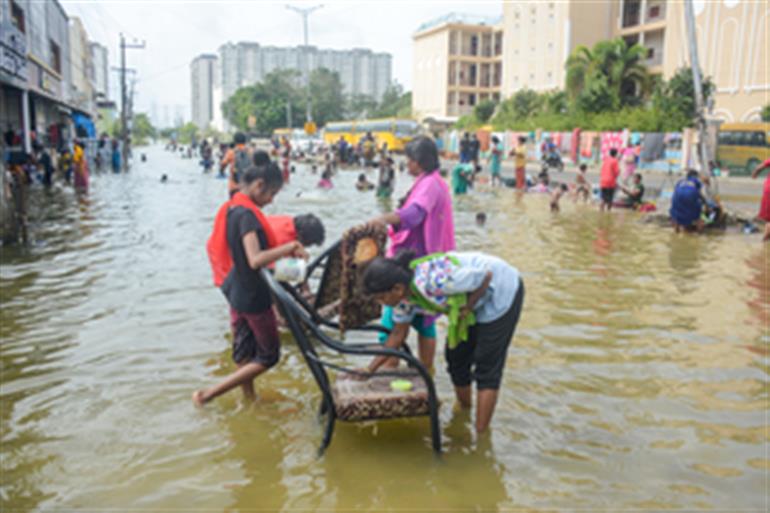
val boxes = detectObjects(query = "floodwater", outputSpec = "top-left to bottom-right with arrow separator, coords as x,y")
1,145 -> 767,512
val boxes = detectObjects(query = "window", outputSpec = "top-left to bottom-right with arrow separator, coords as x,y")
468,93 -> 476,106
50,40 -> 61,74
649,5 -> 660,18
11,0 -> 25,33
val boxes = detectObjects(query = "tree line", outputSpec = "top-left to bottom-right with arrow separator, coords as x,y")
221,68 -> 411,135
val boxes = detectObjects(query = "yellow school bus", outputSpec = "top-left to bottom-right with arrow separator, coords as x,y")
716,122 -> 770,175
322,118 -> 420,152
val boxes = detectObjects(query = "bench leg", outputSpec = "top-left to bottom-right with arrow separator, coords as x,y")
318,411 -> 336,457
429,405 -> 442,454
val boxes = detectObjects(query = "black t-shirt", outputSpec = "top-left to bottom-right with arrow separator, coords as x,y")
221,206 -> 272,313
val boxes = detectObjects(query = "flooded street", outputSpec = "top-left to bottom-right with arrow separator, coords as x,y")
1,145 -> 767,511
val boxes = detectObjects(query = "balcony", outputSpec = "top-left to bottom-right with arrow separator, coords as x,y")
622,0 -> 642,28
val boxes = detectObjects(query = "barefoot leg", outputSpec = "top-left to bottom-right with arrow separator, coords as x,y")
194,362 -> 267,405
475,388 -> 499,433
454,385 -> 472,409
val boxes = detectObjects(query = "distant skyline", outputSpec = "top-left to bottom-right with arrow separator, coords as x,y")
61,0 -> 502,123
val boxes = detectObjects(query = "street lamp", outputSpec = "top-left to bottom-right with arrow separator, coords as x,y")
286,3 -> 323,125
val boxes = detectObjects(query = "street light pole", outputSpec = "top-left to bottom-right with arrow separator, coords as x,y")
286,4 -> 323,124
683,0 -> 709,173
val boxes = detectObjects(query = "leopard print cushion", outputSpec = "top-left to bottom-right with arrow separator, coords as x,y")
332,371 -> 431,422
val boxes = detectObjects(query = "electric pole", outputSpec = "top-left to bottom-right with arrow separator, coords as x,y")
286,4 -> 323,124
117,33 -> 145,172
683,0 -> 709,173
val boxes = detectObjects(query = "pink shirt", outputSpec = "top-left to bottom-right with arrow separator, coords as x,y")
600,157 -> 620,188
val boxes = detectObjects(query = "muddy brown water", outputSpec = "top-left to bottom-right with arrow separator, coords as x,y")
1,146 -> 767,511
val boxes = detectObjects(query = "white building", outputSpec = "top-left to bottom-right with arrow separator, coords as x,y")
190,53 -> 217,130
217,42 -> 392,104
89,41 -> 108,101
68,16 -> 94,115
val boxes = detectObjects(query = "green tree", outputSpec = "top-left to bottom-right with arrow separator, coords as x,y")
565,38 -> 650,111
473,99 -> 497,123
761,104 -> 770,122
308,68 -> 346,126
494,88 -> 543,125
346,93 -> 378,119
370,83 -> 412,119
652,67 -> 715,129
222,69 -> 304,134
177,122 -> 199,144
131,113 -> 156,145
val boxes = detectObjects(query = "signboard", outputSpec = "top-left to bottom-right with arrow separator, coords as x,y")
1,45 -> 27,80
0,21 -> 27,81
304,121 -> 317,135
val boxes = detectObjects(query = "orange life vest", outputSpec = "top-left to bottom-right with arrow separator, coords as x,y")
206,192 -> 279,286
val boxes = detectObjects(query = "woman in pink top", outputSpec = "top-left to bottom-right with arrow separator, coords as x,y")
621,144 -> 637,184
364,136 -> 456,371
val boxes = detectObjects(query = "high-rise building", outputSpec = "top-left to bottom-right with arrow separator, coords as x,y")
411,13 -> 503,121
90,42 -> 109,101
190,54 -> 217,130
217,42 -> 392,105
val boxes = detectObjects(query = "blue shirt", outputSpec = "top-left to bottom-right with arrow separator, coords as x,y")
392,251 -> 521,325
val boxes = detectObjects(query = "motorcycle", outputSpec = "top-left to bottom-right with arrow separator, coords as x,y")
541,151 -> 564,174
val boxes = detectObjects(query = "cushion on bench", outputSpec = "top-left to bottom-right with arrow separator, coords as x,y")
332,371 -> 431,422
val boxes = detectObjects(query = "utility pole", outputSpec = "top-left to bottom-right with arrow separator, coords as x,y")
286,4 -> 323,124
117,33 -> 145,172
683,0 -> 709,173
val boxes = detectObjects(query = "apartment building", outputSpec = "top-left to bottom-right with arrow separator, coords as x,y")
412,13 -> 503,121
190,54 -> 217,130
217,42 -> 392,103
500,1 -> 612,96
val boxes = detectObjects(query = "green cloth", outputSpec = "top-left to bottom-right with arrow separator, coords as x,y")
408,254 -> 477,349
451,163 -> 472,195
490,143 -> 502,175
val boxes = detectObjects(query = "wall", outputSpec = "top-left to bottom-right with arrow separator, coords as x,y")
663,0 -> 768,123
411,28 -> 449,119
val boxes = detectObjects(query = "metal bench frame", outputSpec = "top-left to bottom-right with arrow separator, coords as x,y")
260,263 -> 442,456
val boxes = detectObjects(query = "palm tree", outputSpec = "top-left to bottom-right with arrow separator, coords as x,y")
565,38 -> 651,109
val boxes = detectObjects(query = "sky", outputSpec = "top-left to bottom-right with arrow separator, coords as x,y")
61,0 -> 503,124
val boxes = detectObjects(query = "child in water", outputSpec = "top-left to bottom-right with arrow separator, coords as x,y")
317,169 -> 334,189
550,183 -> 568,212
360,250 -> 525,433
574,163 -> 591,202
356,173 -> 375,191
195,163 -> 308,407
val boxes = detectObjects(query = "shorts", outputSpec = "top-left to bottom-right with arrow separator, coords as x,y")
230,307 -> 280,368
600,187 -> 616,204
378,305 -> 437,343
445,280 -> 524,390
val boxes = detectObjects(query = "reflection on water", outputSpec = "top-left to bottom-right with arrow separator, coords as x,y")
1,146 -> 767,511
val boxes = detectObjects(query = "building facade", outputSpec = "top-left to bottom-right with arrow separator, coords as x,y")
68,16 -> 93,115
414,1 -> 767,124
190,53 -> 217,130
412,13 -> 503,121
90,41 -> 108,101
609,0 -> 768,123
217,42 -> 392,104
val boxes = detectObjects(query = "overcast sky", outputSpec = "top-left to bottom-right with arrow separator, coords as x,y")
61,0 -> 503,122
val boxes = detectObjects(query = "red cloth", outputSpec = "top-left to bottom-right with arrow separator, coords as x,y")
759,174 -> 770,222
206,192 -> 279,286
599,157 -> 620,188
267,215 -> 297,246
